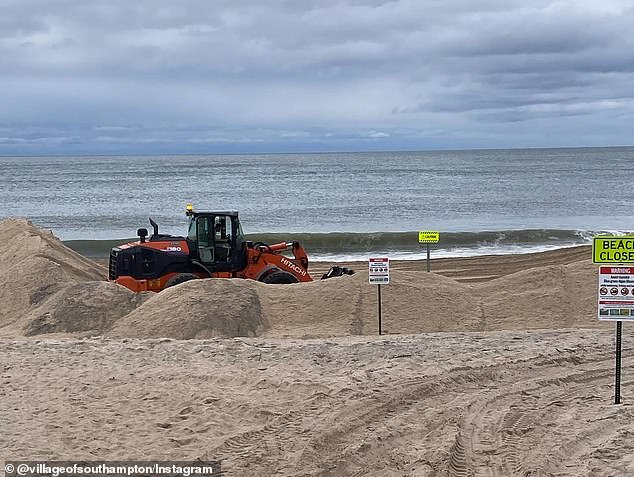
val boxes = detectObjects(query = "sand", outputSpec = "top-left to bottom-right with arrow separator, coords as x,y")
109,279 -> 266,340
1,218 -> 632,476
2,332 -> 632,476
0,219 -> 142,338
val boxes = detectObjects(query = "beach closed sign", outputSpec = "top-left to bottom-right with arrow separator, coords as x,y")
593,236 -> 634,264
418,231 -> 440,243
369,257 -> 389,284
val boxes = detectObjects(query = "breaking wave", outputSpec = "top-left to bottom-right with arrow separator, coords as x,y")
63,228 -> 629,261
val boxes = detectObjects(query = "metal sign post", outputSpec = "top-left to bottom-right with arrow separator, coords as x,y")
594,236 -> 634,404
426,244 -> 431,272
616,321 -> 623,404
369,257 -> 389,335
378,284 -> 382,335
418,231 -> 440,272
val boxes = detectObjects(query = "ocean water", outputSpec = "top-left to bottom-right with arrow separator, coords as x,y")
1,147 -> 633,260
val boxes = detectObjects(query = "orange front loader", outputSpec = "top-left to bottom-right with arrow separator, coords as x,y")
109,205 -> 350,292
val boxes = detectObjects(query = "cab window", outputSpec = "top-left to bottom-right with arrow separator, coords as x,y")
234,219 -> 245,246
187,218 -> 197,241
197,217 -> 213,247
214,216 -> 231,243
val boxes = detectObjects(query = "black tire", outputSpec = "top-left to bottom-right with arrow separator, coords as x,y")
261,270 -> 300,284
165,273 -> 199,288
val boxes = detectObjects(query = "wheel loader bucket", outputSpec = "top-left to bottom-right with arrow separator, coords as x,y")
321,266 -> 355,280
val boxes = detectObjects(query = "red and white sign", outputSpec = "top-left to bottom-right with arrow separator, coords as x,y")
598,267 -> 634,321
369,257 -> 389,285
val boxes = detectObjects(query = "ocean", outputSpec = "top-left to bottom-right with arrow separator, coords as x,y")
1,147 -> 633,260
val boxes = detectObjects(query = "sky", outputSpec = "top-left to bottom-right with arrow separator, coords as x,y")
1,0 -> 633,154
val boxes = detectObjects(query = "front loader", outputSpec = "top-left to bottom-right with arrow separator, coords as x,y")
109,204 -> 352,292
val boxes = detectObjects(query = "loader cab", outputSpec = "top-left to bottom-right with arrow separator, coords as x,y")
186,210 -> 246,272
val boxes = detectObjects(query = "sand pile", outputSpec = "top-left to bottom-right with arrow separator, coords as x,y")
22,282 -> 145,337
258,274 -> 364,337
0,219 -> 104,328
258,271 -> 483,337
0,218 -> 105,280
256,261 -> 600,338
369,270 -> 485,333
109,279 -> 266,339
476,260 -> 597,330
0,219 -> 139,337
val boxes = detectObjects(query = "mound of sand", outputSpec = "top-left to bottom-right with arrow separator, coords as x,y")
109,278 -> 266,339
371,270 -> 485,333
257,271 -> 483,338
258,274 -> 363,338
255,261 -> 601,338
0,219 -> 109,335
21,282 -> 147,337
0,218 -> 105,280
476,260 -> 598,330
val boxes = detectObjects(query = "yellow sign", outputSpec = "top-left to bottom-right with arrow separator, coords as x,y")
418,231 -> 440,243
593,236 -> 634,263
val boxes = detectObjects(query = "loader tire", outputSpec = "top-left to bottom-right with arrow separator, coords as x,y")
165,273 -> 199,288
261,270 -> 299,284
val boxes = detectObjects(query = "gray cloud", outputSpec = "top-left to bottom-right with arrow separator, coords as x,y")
0,0 -> 633,153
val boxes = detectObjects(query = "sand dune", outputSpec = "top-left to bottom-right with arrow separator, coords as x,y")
109,279 -> 266,339
0,219 -> 108,333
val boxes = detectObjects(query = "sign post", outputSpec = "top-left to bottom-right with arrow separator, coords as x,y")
594,235 -> 634,405
418,231 -> 440,272
378,284 -> 382,336
616,320 -> 623,404
369,257 -> 389,335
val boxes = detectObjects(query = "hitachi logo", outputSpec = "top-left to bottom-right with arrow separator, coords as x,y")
280,257 -> 307,276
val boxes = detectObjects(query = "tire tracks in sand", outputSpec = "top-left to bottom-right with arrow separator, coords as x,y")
277,348 -> 633,476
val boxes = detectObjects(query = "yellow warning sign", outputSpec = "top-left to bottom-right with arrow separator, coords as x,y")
418,231 -> 440,243
593,236 -> 634,263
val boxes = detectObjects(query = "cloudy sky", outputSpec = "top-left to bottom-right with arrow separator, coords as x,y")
1,0 -> 633,154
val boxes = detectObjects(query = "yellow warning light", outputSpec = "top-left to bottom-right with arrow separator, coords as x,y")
186,203 -> 194,215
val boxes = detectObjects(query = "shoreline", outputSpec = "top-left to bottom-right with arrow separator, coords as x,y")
62,228 -> 596,261
309,244 -> 592,282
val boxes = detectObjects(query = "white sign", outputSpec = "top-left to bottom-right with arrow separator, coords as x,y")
598,266 -> 634,321
369,257 -> 389,285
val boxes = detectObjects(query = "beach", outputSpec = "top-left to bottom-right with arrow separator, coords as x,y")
1,219 -> 632,476
3,330 -> 632,476
3,0 -> 634,472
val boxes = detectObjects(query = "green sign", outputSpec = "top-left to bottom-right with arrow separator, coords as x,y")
593,236 -> 634,263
